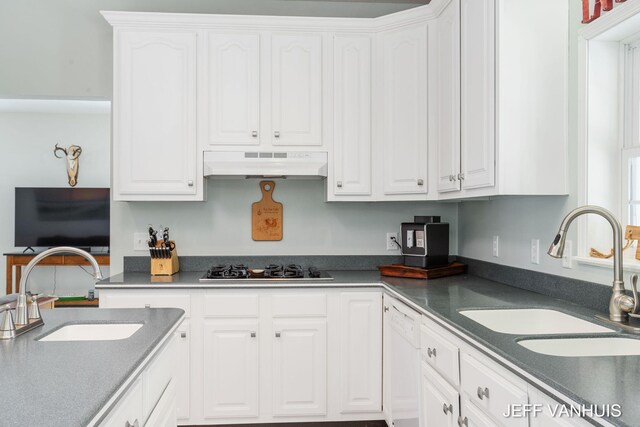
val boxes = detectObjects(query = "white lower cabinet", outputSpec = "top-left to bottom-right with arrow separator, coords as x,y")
421,362 -> 459,427
99,335 -> 178,427
272,318 -> 328,416
100,288 -> 382,425
203,319 -> 260,419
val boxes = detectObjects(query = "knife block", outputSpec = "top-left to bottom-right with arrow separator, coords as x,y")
150,241 -> 179,276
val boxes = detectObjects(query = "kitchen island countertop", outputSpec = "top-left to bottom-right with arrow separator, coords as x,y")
98,270 -> 638,427
0,307 -> 184,427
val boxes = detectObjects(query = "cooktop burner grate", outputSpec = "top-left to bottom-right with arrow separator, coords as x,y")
200,264 -> 332,282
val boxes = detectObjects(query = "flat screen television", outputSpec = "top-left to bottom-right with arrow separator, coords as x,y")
15,187 -> 110,249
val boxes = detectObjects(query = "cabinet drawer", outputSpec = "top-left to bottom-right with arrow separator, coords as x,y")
100,377 -> 143,427
101,292 -> 191,317
420,323 -> 460,386
204,293 -> 259,317
460,352 -> 528,427
143,336 -> 177,422
272,293 -> 326,317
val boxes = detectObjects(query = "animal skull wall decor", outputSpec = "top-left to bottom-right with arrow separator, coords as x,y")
54,143 -> 82,187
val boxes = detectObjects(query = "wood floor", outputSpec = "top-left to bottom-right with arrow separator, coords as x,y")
182,421 -> 388,427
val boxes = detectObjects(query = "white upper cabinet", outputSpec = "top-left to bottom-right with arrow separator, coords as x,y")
207,33 -> 261,146
438,0 -> 568,199
331,34 -> 372,197
271,33 -> 323,146
113,30 -> 200,201
436,0 -> 461,193
460,0 -> 495,191
380,24 -> 429,196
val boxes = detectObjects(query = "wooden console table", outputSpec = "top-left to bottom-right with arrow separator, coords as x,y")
4,252 -> 110,295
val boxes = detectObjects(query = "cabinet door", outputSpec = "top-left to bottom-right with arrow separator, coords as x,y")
421,363 -> 459,427
436,0 -> 462,193
380,24 -> 429,195
175,320 -> 191,422
460,0 -> 495,190
99,377 -> 143,427
203,319 -> 259,419
207,32 -> 260,146
271,33 -> 323,146
114,30 -> 198,199
272,318 -> 327,416
145,380 -> 177,427
339,292 -> 382,413
382,295 -> 393,425
333,34 -> 372,196
460,395 -> 499,427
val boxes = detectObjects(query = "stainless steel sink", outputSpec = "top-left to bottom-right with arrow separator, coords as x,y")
518,337 -> 640,357
39,323 -> 143,342
459,308 -> 613,335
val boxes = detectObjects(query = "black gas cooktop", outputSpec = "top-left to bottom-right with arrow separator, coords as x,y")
199,264 -> 333,282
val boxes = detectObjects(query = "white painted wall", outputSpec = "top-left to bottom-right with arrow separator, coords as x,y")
110,180 -> 459,273
0,0 -> 421,99
0,109 -> 111,296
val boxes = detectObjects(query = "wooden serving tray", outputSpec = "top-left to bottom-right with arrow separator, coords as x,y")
378,262 -> 466,280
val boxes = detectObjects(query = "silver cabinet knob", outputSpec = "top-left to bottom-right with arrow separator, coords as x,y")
458,173 -> 465,181
427,347 -> 437,358
274,131 -> 280,138
251,131 -> 258,138
337,181 -> 343,188
125,420 -> 139,427
457,417 -> 468,427
180,331 -> 187,338
144,304 -> 151,308
417,179 -> 424,186
250,331 -> 256,338
384,306 -> 389,312
477,386 -> 490,400
188,180 -> 194,187
443,403 -> 453,414
275,331 -> 281,338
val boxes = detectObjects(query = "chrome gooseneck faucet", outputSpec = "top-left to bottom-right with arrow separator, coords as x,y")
9,246 -> 102,336
548,205 -> 639,324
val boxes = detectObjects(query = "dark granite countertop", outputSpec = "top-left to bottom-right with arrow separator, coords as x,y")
0,307 -> 184,427
96,270 -> 637,427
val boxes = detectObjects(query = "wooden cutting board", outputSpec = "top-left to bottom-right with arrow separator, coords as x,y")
252,180 -> 283,241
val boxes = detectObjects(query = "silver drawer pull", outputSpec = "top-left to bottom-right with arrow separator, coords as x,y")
417,179 -> 424,186
275,331 -> 281,338
274,131 -> 280,138
427,347 -> 437,358
250,331 -> 256,338
125,420 -> 139,427
187,180 -> 194,187
337,181 -> 343,188
180,332 -> 187,338
477,386 -> 490,400
251,130 -> 258,137
443,403 -> 453,414
457,416 -> 468,427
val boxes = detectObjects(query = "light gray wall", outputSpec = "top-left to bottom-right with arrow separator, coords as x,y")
0,0 -> 421,99
110,180 -> 459,273
458,0 -> 616,287
0,110 -> 111,296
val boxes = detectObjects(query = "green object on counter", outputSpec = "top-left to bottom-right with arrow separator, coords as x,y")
56,296 -> 87,302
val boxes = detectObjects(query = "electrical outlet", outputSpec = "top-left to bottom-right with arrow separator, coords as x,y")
562,240 -> 573,268
531,239 -> 540,264
134,232 -> 148,251
386,232 -> 399,251
492,236 -> 499,257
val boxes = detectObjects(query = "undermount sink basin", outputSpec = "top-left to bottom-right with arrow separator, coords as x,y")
39,323 -> 143,342
519,337 -> 640,357
459,308 -> 613,335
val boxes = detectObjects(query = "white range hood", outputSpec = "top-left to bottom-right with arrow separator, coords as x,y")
204,151 -> 328,179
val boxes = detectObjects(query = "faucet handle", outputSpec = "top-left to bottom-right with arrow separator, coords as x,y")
630,274 -> 639,315
0,305 -> 16,339
28,295 -> 42,321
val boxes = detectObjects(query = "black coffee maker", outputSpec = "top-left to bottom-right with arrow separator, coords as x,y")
401,216 -> 449,268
